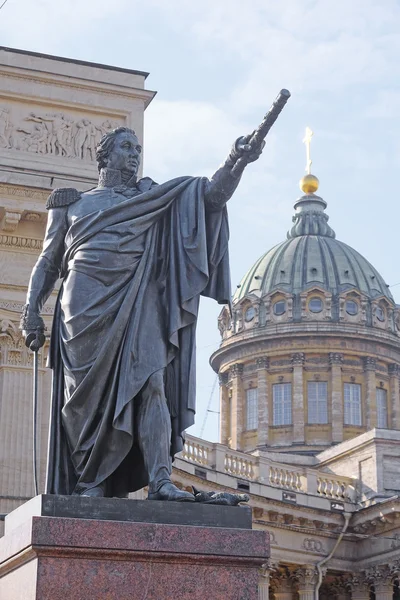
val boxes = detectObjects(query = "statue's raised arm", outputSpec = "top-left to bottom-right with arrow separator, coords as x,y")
205,89 -> 291,210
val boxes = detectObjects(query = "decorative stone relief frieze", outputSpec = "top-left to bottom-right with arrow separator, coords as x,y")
0,300 -> 53,314
0,234 -> 43,251
0,105 -> 120,161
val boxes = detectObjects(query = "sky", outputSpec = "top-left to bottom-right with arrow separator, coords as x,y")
1,0 -> 400,441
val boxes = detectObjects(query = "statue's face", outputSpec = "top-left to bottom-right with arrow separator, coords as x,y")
107,131 -> 142,176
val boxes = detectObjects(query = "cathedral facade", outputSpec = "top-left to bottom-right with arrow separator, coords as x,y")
0,47 -> 399,599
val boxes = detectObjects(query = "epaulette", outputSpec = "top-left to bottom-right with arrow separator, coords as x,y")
46,188 -> 81,210
137,177 -> 157,192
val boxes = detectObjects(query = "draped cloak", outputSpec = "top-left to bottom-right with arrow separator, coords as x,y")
46,176 -> 231,496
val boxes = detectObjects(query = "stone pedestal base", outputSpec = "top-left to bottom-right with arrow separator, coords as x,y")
0,496 -> 269,600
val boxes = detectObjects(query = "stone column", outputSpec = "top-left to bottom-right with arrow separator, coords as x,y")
258,561 -> 274,600
347,574 -> 370,600
388,364 -> 400,430
363,356 -> 377,428
230,363 -> 244,450
294,566 -> 318,600
256,357 -> 269,447
291,353 -> 305,444
329,353 -> 344,443
365,565 -> 394,600
218,372 -> 230,445
271,566 -> 294,600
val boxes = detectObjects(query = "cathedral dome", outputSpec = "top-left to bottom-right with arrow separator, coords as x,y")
232,192 -> 394,326
234,193 -> 392,303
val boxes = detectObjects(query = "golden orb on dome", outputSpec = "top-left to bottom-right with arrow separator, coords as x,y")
300,173 -> 319,194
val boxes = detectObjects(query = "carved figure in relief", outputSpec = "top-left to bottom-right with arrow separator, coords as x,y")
0,108 -> 11,147
73,118 -> 89,159
1,105 -> 122,161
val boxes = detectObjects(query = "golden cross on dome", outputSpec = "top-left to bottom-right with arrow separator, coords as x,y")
303,126 -> 313,175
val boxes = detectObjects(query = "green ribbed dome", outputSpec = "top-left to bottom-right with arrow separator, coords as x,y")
233,193 -> 393,304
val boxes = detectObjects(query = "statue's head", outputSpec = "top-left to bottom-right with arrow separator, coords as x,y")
96,127 -> 142,176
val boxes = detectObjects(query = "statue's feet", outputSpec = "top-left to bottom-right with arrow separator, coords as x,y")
148,481 -> 195,502
80,484 -> 105,497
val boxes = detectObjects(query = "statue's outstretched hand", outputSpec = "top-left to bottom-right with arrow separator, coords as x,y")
233,134 -> 265,163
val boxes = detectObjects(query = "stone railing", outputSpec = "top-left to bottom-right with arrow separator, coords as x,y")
179,435 -> 357,502
269,465 -> 303,491
181,438 -> 210,466
316,474 -> 356,501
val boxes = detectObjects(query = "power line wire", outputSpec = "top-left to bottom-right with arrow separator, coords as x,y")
0,0 -> 9,11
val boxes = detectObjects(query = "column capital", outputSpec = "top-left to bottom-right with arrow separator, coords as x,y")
388,363 -> 400,376
256,356 -> 269,370
329,352 -> 343,365
218,372 -> 229,386
346,573 -> 370,597
364,564 -> 396,597
293,565 -> 319,590
291,352 -> 305,366
230,363 -> 244,378
363,356 -> 377,371
270,565 -> 294,595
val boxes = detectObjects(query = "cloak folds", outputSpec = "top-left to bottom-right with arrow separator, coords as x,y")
46,176 -> 231,496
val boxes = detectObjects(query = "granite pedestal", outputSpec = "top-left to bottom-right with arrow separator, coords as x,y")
0,495 -> 269,600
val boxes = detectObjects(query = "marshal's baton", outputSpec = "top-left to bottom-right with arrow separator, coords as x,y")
26,328 -> 45,497
231,88 -> 291,177
32,347 -> 39,497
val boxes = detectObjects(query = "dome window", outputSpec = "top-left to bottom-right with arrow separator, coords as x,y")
346,300 -> 358,316
376,306 -> 385,322
245,306 -> 256,322
273,300 -> 286,316
308,297 -> 323,313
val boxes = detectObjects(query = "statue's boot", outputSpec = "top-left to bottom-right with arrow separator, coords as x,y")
80,481 -> 106,497
148,480 -> 195,502
138,370 -> 195,503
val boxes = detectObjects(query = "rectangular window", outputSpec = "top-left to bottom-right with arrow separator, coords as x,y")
344,383 -> 362,426
308,381 -> 328,424
246,388 -> 258,430
273,383 -> 292,426
376,388 -> 388,428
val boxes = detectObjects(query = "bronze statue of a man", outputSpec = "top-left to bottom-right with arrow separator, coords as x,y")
21,126 -> 263,501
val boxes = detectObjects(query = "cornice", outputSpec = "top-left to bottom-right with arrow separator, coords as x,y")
0,68 -> 156,107
211,326 -> 400,372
